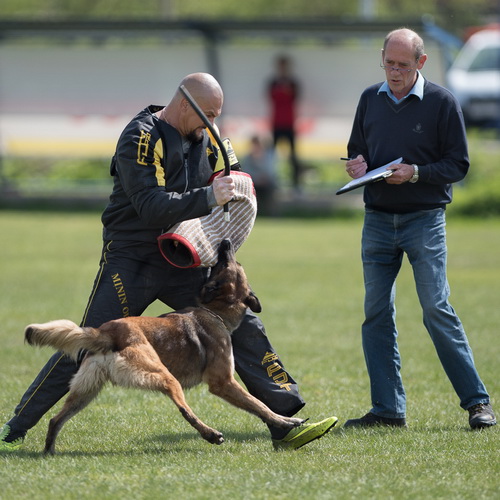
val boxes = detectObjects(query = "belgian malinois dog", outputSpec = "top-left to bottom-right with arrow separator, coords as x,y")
25,239 -> 303,454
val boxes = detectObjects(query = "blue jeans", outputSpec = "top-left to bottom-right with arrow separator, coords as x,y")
361,208 -> 490,418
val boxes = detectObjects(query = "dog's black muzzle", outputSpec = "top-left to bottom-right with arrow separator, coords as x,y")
217,239 -> 235,263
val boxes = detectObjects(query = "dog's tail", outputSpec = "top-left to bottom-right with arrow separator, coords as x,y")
25,320 -> 113,360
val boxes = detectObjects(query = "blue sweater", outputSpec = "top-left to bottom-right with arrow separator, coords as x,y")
347,79 -> 469,213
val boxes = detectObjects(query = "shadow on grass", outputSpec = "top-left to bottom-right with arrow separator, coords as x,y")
2,429 -> 274,458
337,423 -> 494,434
5,425 -> 491,459
144,428 -> 270,450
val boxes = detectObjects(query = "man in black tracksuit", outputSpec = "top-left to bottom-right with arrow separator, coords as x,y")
1,73 -> 337,452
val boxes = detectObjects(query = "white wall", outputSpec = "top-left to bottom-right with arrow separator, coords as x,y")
0,37 -> 446,158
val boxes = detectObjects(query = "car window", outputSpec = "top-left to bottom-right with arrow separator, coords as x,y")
468,46 -> 500,71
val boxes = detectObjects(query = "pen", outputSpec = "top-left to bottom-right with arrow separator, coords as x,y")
340,157 -> 352,161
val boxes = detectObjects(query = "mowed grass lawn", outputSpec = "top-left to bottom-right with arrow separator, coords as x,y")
1,210 -> 498,500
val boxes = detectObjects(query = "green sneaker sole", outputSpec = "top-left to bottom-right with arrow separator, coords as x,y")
0,425 -> 25,452
273,416 -> 338,450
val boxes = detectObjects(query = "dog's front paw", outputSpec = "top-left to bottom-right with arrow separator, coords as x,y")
288,417 -> 306,428
214,433 -> 224,445
205,430 -> 224,445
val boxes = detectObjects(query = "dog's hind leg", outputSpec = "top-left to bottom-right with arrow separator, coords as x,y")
44,356 -> 107,454
114,346 -> 225,445
45,386 -> 102,455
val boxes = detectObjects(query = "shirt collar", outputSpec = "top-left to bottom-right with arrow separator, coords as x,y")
378,71 -> 424,104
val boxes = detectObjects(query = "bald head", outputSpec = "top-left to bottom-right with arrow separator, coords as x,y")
384,28 -> 425,60
176,73 -> 223,104
161,72 -> 223,141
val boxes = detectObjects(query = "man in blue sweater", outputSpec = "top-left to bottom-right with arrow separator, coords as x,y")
343,28 -> 495,429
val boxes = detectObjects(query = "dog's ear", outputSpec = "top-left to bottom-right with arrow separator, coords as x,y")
200,281 -> 220,304
245,291 -> 262,313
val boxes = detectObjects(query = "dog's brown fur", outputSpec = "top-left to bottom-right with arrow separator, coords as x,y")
25,239 -> 303,454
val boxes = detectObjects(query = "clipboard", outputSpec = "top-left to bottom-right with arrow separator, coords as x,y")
336,157 -> 403,195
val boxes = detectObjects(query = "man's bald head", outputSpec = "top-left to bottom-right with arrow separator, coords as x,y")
162,72 -> 223,141
176,73 -> 223,104
383,28 -> 425,60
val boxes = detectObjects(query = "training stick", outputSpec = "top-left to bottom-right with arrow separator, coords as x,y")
179,84 -> 231,222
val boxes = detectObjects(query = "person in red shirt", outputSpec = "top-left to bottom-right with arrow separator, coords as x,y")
268,55 -> 302,190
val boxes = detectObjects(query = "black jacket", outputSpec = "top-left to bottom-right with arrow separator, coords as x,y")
102,105 -> 220,242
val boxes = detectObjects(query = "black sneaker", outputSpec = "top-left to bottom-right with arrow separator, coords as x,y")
344,412 -> 407,428
468,403 -> 496,429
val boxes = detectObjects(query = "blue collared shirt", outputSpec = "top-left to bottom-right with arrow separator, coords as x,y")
378,71 -> 424,104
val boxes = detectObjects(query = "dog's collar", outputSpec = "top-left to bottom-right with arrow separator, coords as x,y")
200,307 -> 228,330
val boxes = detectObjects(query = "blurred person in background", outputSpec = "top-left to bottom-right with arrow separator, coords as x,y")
242,135 -> 279,216
267,55 -> 303,192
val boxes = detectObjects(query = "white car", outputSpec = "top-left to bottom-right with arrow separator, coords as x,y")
446,29 -> 500,126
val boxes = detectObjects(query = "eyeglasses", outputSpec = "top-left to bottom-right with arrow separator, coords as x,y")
380,63 -> 414,73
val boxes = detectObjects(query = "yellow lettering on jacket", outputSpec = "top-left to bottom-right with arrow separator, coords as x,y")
137,130 -> 151,166
153,139 -> 165,186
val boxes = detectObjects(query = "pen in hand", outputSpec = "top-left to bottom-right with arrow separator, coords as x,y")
340,157 -> 352,161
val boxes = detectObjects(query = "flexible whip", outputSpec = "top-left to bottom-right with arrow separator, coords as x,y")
179,85 -> 231,222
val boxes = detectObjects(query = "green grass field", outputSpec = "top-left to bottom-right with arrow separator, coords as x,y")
1,211 -> 498,500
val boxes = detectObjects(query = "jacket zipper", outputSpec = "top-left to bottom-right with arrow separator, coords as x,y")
183,152 -> 189,193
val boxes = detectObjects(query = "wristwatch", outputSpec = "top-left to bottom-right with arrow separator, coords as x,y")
409,164 -> 419,183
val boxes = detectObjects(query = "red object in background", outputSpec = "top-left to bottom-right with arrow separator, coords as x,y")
464,23 -> 500,41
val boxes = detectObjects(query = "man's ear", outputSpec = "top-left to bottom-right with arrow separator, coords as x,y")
245,291 -> 262,313
417,54 -> 427,70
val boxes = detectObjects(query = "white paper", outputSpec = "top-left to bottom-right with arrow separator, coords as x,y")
336,157 -> 403,195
